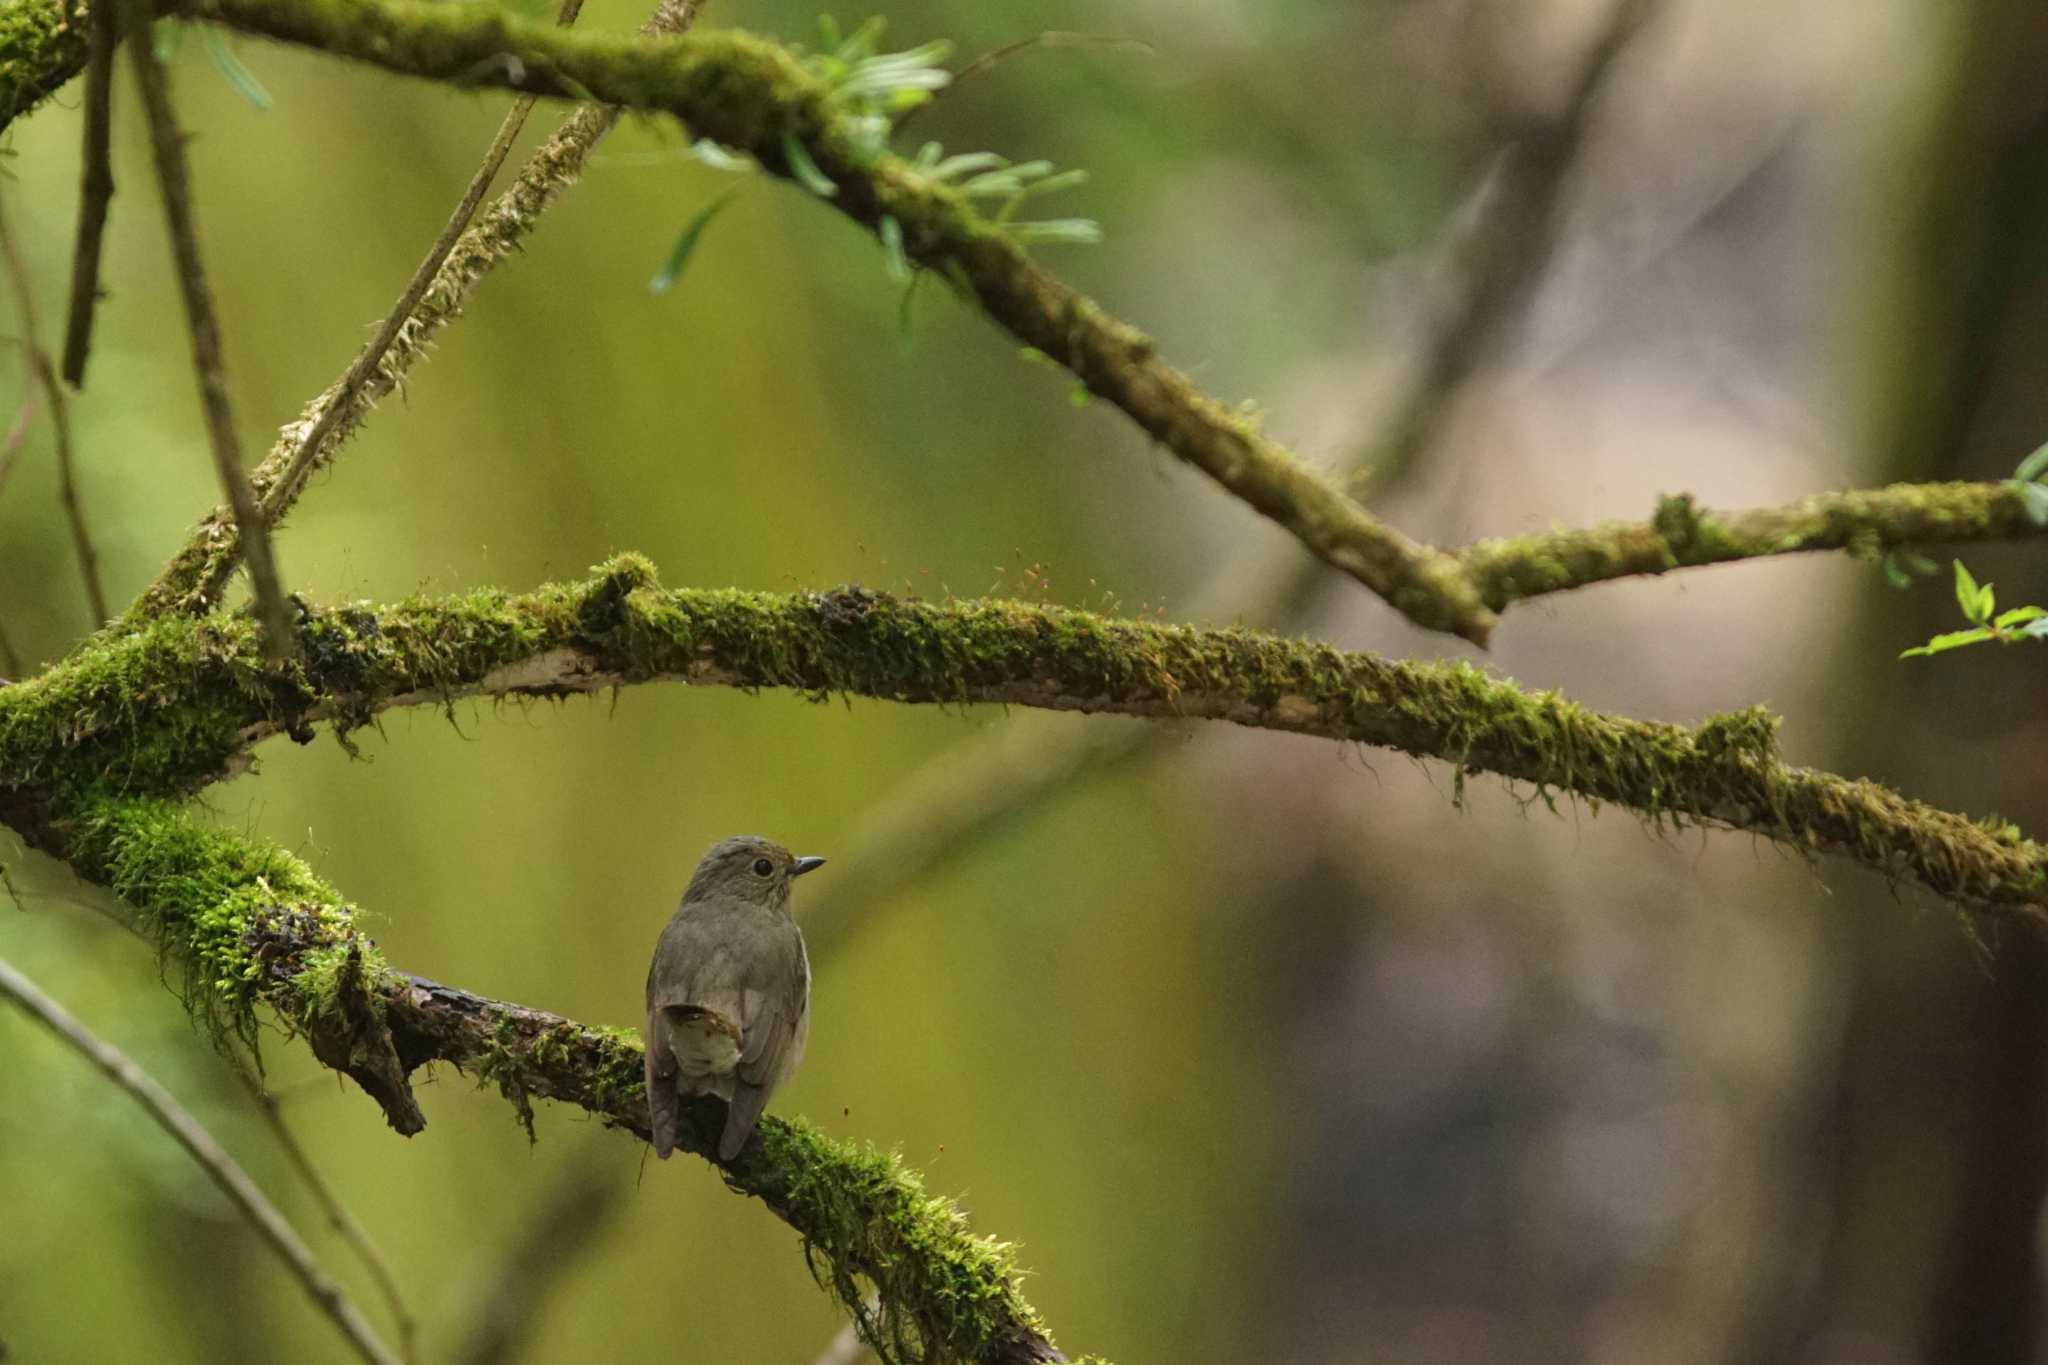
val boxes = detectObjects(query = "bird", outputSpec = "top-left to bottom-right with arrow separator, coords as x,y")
644,836 -> 824,1162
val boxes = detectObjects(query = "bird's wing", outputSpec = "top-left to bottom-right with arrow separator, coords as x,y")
737,925 -> 810,1092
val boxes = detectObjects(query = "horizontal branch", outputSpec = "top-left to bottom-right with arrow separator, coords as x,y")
1458,481 -> 2046,610
5,793 -> 1066,1365
180,0 -> 1496,643
1,555 -> 2042,917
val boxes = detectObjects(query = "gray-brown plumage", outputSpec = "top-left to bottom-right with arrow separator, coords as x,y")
644,836 -> 822,1162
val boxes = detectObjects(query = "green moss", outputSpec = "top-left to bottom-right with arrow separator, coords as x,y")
0,0 -> 90,132
52,792 -> 392,1054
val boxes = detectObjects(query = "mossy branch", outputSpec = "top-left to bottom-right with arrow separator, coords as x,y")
1459,481 -> 2047,610
6,793 -> 1067,1365
2,555 -> 2043,916
168,0 -> 1495,643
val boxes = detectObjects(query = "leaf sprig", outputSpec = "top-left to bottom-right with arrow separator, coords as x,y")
1899,559 -> 2048,658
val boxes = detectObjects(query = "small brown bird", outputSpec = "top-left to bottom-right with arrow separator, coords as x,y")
644,836 -> 824,1161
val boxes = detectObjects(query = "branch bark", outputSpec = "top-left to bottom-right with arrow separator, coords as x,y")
2,556 -> 2042,916
1,794 -> 1069,1365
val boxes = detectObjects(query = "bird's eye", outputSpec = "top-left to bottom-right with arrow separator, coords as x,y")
752,858 -> 774,877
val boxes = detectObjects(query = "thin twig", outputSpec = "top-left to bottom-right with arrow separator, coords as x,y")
894,31 -> 1151,133
0,955 -> 404,1365
259,0 -> 590,526
123,0 -> 294,658
60,0 -> 118,387
0,188 -> 112,624
0,388 -> 42,494
123,0 -> 707,623
229,1054 -> 419,1364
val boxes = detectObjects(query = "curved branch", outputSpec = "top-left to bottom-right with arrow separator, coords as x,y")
180,0 -> 1497,644
1457,482 -> 2044,610
1,556 -> 2041,915
5,793 -> 1069,1365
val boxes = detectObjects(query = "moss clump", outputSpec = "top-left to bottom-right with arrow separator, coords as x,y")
739,1116 -> 1056,1365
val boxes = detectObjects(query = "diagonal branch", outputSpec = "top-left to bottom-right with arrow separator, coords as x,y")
181,0 -> 1500,643
2,556 -> 2042,915
124,0 -> 294,656
3,794 -> 1070,1365
0,952 -> 405,1365
122,0 -> 706,625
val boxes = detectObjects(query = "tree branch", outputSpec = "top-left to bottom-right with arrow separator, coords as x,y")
2,794 -> 1070,1365
1456,482 -> 2044,610
180,0 -> 1499,644
124,0 -> 294,656
122,0 -> 705,624
0,952 -> 405,1365
2,556 -> 2041,916
59,0 -> 117,387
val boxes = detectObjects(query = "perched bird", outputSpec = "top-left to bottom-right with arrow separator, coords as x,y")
644,836 -> 824,1161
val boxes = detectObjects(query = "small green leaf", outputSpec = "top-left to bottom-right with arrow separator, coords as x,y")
1901,627 -> 1998,658
1882,553 -> 1913,590
1995,605 -> 2048,629
686,140 -> 753,173
2015,439 -> 2048,484
2020,618 -> 2048,640
781,132 -> 838,197
1010,218 -> 1103,245
2021,481 -> 2048,526
878,214 -> 911,283
203,29 -> 273,110
152,17 -> 184,61
1899,549 -> 1939,577
1977,582 -> 1997,622
1955,560 -> 1987,622
648,190 -> 738,296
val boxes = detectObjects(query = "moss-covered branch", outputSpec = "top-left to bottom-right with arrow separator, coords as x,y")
1459,481 -> 2046,609
4,794 -> 1066,1365
2,555 -> 2043,915
0,0 -> 93,131
160,0 -> 1494,643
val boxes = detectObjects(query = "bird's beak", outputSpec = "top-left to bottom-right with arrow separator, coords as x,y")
791,856 -> 826,878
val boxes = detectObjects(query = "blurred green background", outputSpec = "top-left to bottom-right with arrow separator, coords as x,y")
6,1 -> 2048,1362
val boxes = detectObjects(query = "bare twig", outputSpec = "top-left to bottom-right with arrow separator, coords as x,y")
0,388 -> 42,494
229,1055 -> 419,1364
258,0 -> 591,529
125,0 -> 707,623
0,189 -> 112,624
446,1151 -> 622,1365
123,0 -> 293,658
60,0 -> 119,387
0,955 -> 405,1365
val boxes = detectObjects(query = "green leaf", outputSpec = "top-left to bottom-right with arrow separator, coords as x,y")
1901,627 -> 1998,658
1995,605 -> 2048,629
781,132 -> 838,197
2020,618 -> 2048,640
203,29 -> 273,110
929,152 -> 1006,182
878,214 -> 911,283
1977,582 -> 1997,622
1955,560 -> 1987,622
2021,481 -> 2048,526
2015,439 -> 2048,484
152,17 -> 184,61
1882,553 -> 1913,590
1010,218 -> 1103,246
686,140 -> 753,173
648,191 -> 738,296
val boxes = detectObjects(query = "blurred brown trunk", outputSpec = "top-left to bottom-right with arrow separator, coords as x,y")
1793,4 -> 2048,1360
